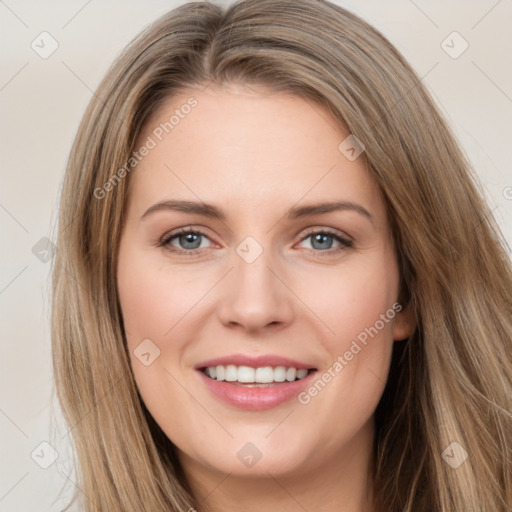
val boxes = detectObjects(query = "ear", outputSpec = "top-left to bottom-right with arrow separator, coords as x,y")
392,304 -> 415,341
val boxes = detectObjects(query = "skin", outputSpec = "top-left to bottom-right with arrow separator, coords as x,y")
117,83 -> 415,512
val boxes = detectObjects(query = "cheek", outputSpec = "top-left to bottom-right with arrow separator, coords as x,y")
117,249 -> 195,424
304,253 -> 400,348
117,246 -> 215,399
117,248 -> 198,344
295,252 -> 399,418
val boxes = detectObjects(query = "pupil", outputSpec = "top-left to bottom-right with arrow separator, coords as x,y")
312,233 -> 332,250
181,233 -> 201,249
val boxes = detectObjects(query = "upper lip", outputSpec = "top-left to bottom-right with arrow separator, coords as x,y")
194,354 -> 317,370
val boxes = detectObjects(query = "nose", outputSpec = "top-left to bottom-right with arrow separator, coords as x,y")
216,245 -> 295,333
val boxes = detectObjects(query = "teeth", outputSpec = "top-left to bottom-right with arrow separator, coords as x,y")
203,365 -> 312,383
255,366 -> 274,383
237,365 -> 255,383
286,367 -> 296,381
225,364 -> 238,382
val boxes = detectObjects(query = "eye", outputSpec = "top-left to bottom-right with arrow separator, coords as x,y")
158,227 -> 353,256
159,228 -> 213,254
297,229 -> 353,254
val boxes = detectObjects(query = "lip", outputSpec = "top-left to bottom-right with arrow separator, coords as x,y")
194,353 -> 316,370
196,369 -> 318,410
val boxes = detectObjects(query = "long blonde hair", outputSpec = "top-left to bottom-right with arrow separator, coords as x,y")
51,0 -> 512,510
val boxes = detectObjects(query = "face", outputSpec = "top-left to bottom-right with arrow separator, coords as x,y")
117,83 -> 413,486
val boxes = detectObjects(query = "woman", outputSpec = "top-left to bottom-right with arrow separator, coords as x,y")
51,0 -> 512,510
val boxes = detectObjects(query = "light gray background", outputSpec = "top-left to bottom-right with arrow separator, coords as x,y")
1,1 -> 511,510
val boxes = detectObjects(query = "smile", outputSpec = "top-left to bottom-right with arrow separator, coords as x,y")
201,364 -> 312,385
196,366 -> 318,410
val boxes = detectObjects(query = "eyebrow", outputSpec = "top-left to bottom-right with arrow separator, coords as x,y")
140,199 -> 373,223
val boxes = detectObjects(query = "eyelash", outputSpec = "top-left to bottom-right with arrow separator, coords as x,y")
158,227 -> 353,256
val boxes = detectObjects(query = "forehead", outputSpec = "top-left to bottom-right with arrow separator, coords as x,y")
127,84 -> 385,225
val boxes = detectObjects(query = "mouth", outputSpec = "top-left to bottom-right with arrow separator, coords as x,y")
199,365 -> 317,387
196,363 -> 319,410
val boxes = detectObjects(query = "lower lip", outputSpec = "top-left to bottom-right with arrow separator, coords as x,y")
197,369 -> 318,410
